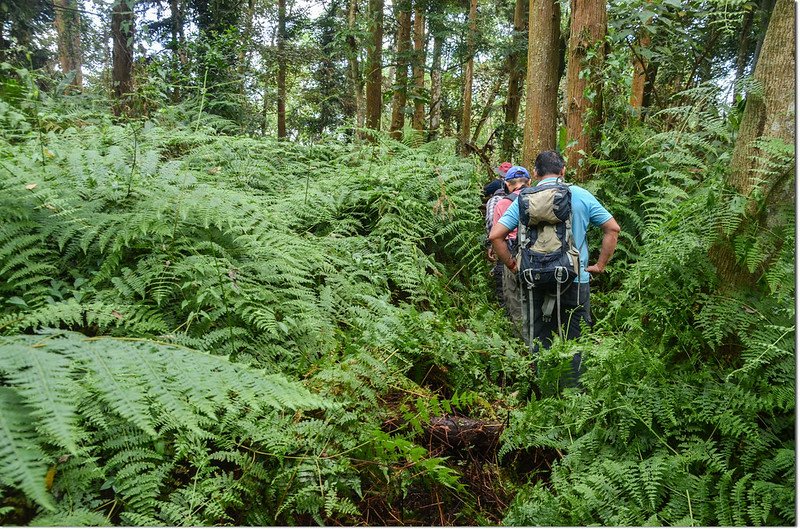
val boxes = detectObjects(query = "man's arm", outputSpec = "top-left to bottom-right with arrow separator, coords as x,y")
488,222 -> 515,271
585,218 -> 620,274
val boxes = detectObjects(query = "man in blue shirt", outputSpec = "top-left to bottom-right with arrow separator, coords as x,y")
488,150 -> 620,384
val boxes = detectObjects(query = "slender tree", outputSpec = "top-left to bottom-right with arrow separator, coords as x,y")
347,0 -> 365,130
521,0 -> 561,166
277,0 -> 287,138
411,0 -> 426,133
111,0 -> 134,115
428,8 -> 444,140
501,0 -> 527,160
390,2 -> 412,139
563,0 -> 607,180
53,0 -> 83,89
365,0 -> 384,132
459,0 -> 478,155
629,24 -> 653,110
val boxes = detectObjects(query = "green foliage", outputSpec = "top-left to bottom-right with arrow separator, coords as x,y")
502,84 -> 795,527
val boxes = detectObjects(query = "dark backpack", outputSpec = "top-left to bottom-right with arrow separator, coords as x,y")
517,180 -> 580,293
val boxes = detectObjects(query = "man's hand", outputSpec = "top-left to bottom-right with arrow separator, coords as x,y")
585,264 -> 604,274
487,247 -> 496,261
506,259 -> 517,272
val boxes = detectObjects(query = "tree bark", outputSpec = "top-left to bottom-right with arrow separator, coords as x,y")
428,29 -> 443,140
411,2 -> 426,133
629,25 -> 652,111
459,0 -> 478,155
390,4 -> 411,140
729,0 -> 794,197
277,0 -> 287,138
733,8 -> 754,92
111,0 -> 134,116
365,0 -> 384,132
501,0 -> 527,160
563,0 -> 606,181
713,0 -> 794,287
54,0 -> 83,90
347,0 -> 365,131
521,0 -> 561,167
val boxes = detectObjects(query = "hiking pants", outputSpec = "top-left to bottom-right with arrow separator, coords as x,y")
522,282 -> 591,386
492,261 -> 505,308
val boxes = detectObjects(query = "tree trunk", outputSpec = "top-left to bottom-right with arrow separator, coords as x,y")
729,0 -> 794,197
751,0 -> 776,72
365,0 -> 384,132
169,0 -> 187,102
277,0 -> 287,138
563,0 -> 606,181
411,2 -> 426,133
239,0 -> 256,89
428,30 -> 443,140
347,0 -> 365,131
54,0 -> 83,90
521,0 -> 561,167
390,3 -> 411,140
111,0 -> 134,116
501,0 -> 527,161
713,0 -> 794,287
630,25 -> 652,111
459,0 -> 478,155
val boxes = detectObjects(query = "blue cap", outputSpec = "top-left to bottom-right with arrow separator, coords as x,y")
503,165 -> 530,181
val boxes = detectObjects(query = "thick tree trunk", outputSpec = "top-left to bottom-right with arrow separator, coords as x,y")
347,0 -> 365,130
713,0 -> 794,287
459,0 -> 478,155
729,0 -> 794,197
428,31 -> 443,140
411,3 -> 426,133
390,4 -> 411,140
521,0 -> 561,167
365,0 -> 384,132
111,0 -> 134,116
277,0 -> 287,138
54,0 -> 83,90
501,0 -> 527,160
563,0 -> 606,181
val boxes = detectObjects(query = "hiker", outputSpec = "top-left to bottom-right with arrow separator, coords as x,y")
484,162 -> 513,307
491,165 -> 531,328
488,150 -> 620,385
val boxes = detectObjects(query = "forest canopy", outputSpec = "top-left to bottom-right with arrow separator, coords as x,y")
0,0 -> 795,525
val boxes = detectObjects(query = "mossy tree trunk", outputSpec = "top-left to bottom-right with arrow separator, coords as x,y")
713,0 -> 795,287
411,1 -> 426,134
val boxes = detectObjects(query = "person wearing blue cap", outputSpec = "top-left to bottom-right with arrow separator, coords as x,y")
490,165 -> 531,329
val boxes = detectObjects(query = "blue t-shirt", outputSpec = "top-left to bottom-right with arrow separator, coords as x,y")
497,177 -> 612,283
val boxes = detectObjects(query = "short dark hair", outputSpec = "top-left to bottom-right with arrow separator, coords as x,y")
534,150 -> 565,178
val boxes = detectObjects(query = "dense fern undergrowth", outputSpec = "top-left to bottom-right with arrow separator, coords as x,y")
0,86 -> 795,526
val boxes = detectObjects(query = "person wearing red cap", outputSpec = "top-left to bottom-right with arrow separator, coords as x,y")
484,162 -> 514,308
491,165 -> 531,329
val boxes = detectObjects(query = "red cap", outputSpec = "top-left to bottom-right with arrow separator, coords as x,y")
496,162 -> 513,177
